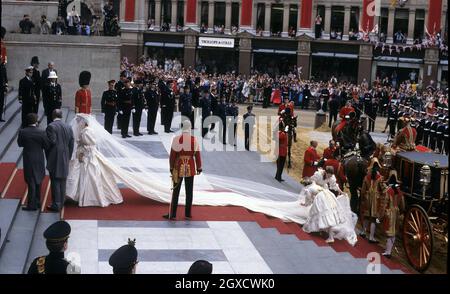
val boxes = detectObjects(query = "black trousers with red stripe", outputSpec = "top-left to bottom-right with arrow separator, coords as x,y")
169,176 -> 194,218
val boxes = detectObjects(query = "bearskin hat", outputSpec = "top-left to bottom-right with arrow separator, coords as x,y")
79,71 -> 91,87
30,56 -> 39,66
0,27 -> 6,39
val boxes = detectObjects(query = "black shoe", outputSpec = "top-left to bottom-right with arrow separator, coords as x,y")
359,232 -> 367,239
122,135 -> 127,138
46,205 -> 60,212
382,253 -> 392,259
163,214 -> 176,220
126,135 -> 132,138
138,133 -> 144,136
368,239 -> 379,244
152,131 -> 158,135
165,130 -> 171,133
185,215 -> 192,220
22,206 -> 37,211
133,133 -> 140,136
0,119 -> 5,122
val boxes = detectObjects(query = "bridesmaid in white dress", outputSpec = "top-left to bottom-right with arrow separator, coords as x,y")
66,117 -> 123,207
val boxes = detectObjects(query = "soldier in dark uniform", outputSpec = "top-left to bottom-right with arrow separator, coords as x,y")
28,221 -> 80,274
117,79 -> 134,138
19,66 -> 37,128
396,105 -> 405,131
217,96 -> 228,144
383,104 -> 398,140
199,89 -> 212,138
160,79 -> 175,133
42,71 -> 62,126
263,82 -> 272,109
191,78 -> 201,128
436,115 -> 446,153
301,84 -> 311,109
242,105 -> 256,151
30,56 -> 41,114
226,99 -> 239,146
101,80 -> 118,134
132,80 -> 146,136
367,96 -> 378,133
179,85 -> 193,124
115,71 -> 127,130
423,114 -> 433,148
209,87 -> 219,132
415,111 -> 426,145
109,239 -> 138,274
145,82 -> 159,135
429,114 -> 439,151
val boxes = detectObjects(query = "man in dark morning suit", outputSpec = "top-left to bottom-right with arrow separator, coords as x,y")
19,66 -> 37,128
101,80 -> 118,134
30,56 -> 41,113
18,113 -> 49,210
45,109 -> 74,212
145,82 -> 159,135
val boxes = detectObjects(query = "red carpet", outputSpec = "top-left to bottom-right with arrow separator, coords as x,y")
63,188 -> 411,273
416,145 -> 431,152
4,169 -> 26,200
0,163 -> 16,194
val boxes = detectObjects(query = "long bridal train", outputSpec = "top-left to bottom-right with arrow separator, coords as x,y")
66,114 -> 358,246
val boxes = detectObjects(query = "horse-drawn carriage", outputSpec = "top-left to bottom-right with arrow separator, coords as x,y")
383,151 -> 448,272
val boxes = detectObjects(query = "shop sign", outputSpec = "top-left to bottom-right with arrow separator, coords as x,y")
199,37 -> 235,48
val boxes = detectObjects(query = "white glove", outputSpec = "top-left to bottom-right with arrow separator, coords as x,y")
281,110 -> 285,114
375,218 -> 380,224
132,109 -> 136,114
191,106 -> 195,111
284,126 -> 289,132
119,110 -> 123,115
324,158 -> 327,161
313,161 -> 318,166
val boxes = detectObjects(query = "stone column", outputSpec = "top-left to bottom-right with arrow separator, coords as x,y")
324,4 -> 331,39
386,7 -> 395,43
264,3 -> 271,36
423,47 -> 439,87
239,36 -> 252,76
208,1 -> 214,33
155,0 -> 161,31
171,0 -> 177,31
297,37 -> 312,79
225,0 -> 232,34
406,9 -> 415,44
282,3 -> 290,37
343,6 -> 351,40
358,44 -> 373,85
184,31 -> 198,68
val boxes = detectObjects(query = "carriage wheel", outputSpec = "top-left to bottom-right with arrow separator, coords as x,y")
402,205 -> 433,272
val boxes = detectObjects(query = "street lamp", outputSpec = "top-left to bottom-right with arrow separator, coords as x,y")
420,165 -> 431,200
382,151 -> 392,168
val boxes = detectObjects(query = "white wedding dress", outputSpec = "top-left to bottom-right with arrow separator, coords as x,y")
65,114 -> 357,245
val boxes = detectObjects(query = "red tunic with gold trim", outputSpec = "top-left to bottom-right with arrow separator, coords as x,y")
0,39 -> 6,64
393,125 -> 417,151
169,134 -> 202,178
323,146 -> 336,159
302,146 -> 320,178
75,88 -> 92,114
360,173 -> 386,219
335,106 -> 355,133
323,158 -> 346,190
381,187 -> 405,237
278,102 -> 295,116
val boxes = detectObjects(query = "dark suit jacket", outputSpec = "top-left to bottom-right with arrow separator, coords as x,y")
17,126 -> 49,184
46,120 -> 74,179
19,77 -> 35,111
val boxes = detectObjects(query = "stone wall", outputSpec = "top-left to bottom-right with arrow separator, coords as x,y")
1,1 -> 59,34
4,34 -> 121,110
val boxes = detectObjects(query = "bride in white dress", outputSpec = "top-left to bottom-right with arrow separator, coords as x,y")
65,114 -> 358,245
66,116 -> 123,207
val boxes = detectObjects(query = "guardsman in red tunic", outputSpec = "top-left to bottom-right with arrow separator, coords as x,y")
275,124 -> 288,182
278,97 -> 295,116
380,171 -> 405,258
323,150 -> 347,191
302,140 -> 320,178
164,120 -> 202,220
335,102 -> 356,133
75,71 -> 92,114
360,158 -> 386,243
392,114 -> 417,151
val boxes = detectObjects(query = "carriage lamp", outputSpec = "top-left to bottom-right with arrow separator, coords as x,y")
382,151 -> 392,168
420,165 -> 431,200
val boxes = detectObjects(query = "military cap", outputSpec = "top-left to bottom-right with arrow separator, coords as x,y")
44,221 -> 71,242
109,239 -> 138,270
25,66 -> 34,71
187,260 -> 213,274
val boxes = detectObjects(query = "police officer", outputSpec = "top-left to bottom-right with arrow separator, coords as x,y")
28,221 -> 80,274
109,239 -> 138,274
132,80 -> 146,136
226,99 -> 239,146
101,80 -> 118,134
199,89 -> 211,138
429,114 -> 439,151
42,71 -> 62,126
117,79 -> 134,138
145,82 -> 159,135
383,104 -> 398,140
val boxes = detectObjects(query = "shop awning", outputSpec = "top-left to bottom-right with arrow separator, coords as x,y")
253,49 -> 297,55
311,52 -> 358,59
144,42 -> 184,48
